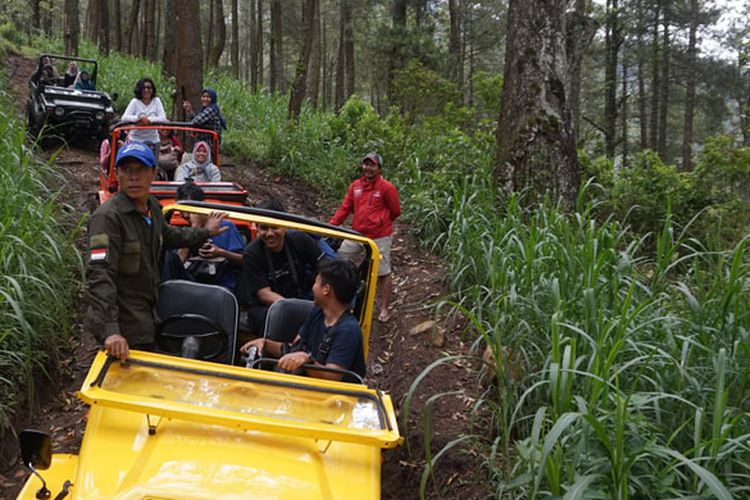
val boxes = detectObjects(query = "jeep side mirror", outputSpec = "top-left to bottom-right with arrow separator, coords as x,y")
20,429 -> 51,470
20,430 -> 52,499
112,92 -> 119,101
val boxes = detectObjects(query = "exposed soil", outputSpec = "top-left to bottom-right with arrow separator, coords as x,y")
1,55 -> 489,499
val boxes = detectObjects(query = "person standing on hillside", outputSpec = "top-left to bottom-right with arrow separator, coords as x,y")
85,142 -> 227,361
329,152 -> 401,323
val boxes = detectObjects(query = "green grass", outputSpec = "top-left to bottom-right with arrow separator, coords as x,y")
406,174 -> 750,498
0,75 -> 82,448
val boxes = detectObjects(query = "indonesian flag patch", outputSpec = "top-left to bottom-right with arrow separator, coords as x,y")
89,233 -> 110,263
90,248 -> 107,262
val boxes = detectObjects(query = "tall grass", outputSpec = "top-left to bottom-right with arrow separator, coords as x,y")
0,78 -> 81,446
407,170 -> 750,497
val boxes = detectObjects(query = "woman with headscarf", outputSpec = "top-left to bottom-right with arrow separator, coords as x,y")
174,141 -> 221,182
121,78 -> 166,157
182,88 -> 227,145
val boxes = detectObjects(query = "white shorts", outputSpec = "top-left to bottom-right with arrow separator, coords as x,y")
337,236 -> 392,277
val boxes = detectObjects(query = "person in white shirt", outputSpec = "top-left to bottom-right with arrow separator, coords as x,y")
121,78 -> 166,158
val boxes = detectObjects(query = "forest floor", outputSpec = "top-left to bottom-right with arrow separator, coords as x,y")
1,55 -> 490,499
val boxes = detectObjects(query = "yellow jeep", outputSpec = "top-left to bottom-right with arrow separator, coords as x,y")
17,202 -> 402,499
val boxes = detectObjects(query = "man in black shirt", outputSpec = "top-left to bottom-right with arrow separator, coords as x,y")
242,217 -> 324,336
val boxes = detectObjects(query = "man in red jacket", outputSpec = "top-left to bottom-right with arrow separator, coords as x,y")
329,152 -> 401,322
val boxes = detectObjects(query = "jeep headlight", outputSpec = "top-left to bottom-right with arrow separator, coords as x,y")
54,107 -> 65,117
95,111 -> 105,121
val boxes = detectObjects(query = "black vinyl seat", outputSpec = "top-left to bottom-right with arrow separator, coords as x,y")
156,279 -> 239,364
263,298 -> 315,343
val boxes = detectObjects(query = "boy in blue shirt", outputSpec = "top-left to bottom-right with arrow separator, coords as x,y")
241,258 -> 365,381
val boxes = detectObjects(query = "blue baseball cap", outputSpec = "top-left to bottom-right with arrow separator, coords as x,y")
115,141 -> 156,168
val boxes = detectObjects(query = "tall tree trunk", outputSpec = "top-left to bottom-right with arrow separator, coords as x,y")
175,0 -> 204,121
566,0 -> 597,140
113,0 -> 122,51
467,9 -> 474,106
88,0 -> 101,41
99,0 -> 110,55
448,0 -> 462,86
31,0 -> 41,33
308,0 -> 321,108
127,0 -> 141,55
207,0 -> 215,66
495,0 -> 579,209
603,0 -> 619,159
335,2 -> 346,110
414,0 -> 426,26
155,0 -> 162,59
63,0 -> 80,56
289,0 -> 317,121
322,18 -> 329,109
142,0 -> 154,59
681,0 -> 698,170
257,0 -> 264,88
343,1 -> 354,99
231,0 -> 239,77
621,57 -> 629,165
648,2 -> 660,150
163,0 -> 177,77
270,0 -> 284,93
637,0 -> 648,150
248,0 -> 257,87
387,0 -> 408,102
209,0 -> 227,67
657,3 -> 670,159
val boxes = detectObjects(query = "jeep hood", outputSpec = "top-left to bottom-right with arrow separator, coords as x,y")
19,351 -> 401,499
42,85 -> 112,110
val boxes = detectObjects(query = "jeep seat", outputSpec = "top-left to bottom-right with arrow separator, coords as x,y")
156,280 -> 239,364
264,298 -> 315,343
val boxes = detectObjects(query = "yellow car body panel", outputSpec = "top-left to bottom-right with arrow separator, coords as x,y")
17,204 -> 399,499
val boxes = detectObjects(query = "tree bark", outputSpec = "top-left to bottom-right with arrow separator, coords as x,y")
175,0 -> 204,121
256,0 -> 264,91
621,56 -> 629,165
270,0 -> 285,93
448,0 -> 462,86
231,0 -> 239,77
207,0 -> 215,66
162,0 -> 177,77
343,1 -> 354,99
209,0 -> 227,67
113,0 -> 122,51
648,2 -> 660,151
127,0 -> 141,55
335,2 -> 346,110
88,0 -> 101,41
657,2 -> 670,159
31,0 -> 41,33
495,0 -> 580,209
64,0 -> 80,56
307,0 -> 321,108
289,0 -> 317,121
681,0 -> 698,170
603,0 -> 619,159
636,0 -> 648,150
387,0 -> 408,102
99,0 -> 110,55
566,0 -> 597,140
142,0 -> 155,59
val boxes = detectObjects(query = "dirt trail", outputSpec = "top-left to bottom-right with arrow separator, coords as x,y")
1,55 -> 486,499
